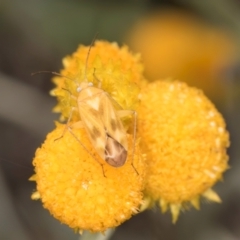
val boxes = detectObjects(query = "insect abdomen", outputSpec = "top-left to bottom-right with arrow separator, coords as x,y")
105,135 -> 127,167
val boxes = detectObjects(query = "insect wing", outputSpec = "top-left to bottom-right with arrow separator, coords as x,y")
101,93 -> 128,151
78,94 -> 107,160
105,135 -> 127,167
77,86 -> 128,166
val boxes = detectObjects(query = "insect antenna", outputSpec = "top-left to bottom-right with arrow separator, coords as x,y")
130,111 -> 139,175
0,156 -> 32,170
83,33 -> 99,82
31,71 -> 80,87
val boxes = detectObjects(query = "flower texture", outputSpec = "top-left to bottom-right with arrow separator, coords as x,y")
31,123 -> 145,232
51,40 -> 144,122
138,80 -> 230,223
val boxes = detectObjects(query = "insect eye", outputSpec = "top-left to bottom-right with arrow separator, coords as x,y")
88,82 -> 93,87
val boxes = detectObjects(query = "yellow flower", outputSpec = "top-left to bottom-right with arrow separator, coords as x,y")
31,123 -> 145,232
51,40 -> 144,121
127,9 -> 237,103
138,80 -> 230,223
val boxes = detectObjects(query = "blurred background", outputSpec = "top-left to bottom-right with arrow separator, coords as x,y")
1,0 -> 240,239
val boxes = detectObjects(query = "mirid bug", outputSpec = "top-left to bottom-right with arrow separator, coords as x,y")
56,40 -> 138,171
68,80 -> 131,168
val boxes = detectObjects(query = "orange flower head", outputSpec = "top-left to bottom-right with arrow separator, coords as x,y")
51,40 -> 144,121
127,9 -> 238,102
31,123 -> 145,232
138,80 -> 230,222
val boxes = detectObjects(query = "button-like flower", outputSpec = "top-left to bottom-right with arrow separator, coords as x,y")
31,123 -> 145,232
138,80 -> 230,222
51,40 -> 144,122
127,10 -> 237,103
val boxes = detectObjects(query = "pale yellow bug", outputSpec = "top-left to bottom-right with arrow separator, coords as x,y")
57,40 -> 138,171
68,80 -> 135,168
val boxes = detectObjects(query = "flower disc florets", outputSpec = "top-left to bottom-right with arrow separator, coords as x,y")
138,80 -> 230,222
31,123 -> 145,232
51,41 -> 143,121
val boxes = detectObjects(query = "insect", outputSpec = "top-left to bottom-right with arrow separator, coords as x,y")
68,80 -> 134,168
57,40 -> 138,171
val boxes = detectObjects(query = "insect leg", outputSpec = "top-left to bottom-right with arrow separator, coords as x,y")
54,107 -> 77,141
62,88 -> 74,96
54,87 -> 79,141
117,110 -> 139,175
93,68 -> 102,88
69,121 -> 106,177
